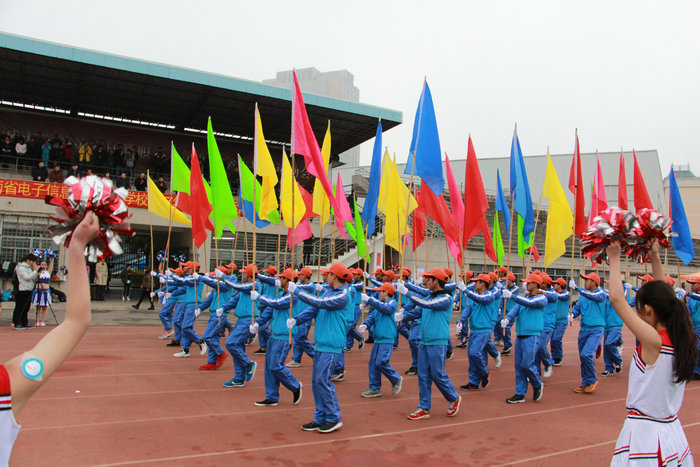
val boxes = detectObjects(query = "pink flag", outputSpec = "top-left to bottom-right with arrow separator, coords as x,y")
292,71 -> 336,208
287,186 -> 314,248
445,154 -> 464,230
333,173 -> 353,240
587,153 -> 608,226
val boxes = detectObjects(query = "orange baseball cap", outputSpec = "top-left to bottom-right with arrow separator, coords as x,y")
471,273 -> 491,283
687,276 -> 700,284
169,267 -> 184,276
496,266 -> 509,274
507,272 -> 517,282
554,278 -> 567,287
264,265 -> 278,275
352,268 -> 363,275
384,270 -> 396,281
488,272 -> 498,282
521,273 -> 543,285
373,282 -> 396,295
298,266 -> 313,278
276,268 -> 297,281
181,261 -> 200,270
402,267 -> 412,276
243,264 -> 259,277
540,273 -> 553,285
444,267 -> 454,277
637,274 -> 654,282
420,268 -> 448,281
325,262 -> 353,281
665,276 -> 675,286
460,270 -> 475,279
373,268 -> 384,276
580,272 -> 601,286
225,263 -> 237,271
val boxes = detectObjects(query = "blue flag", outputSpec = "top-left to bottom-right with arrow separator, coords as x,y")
669,168 -> 695,265
495,169 -> 511,241
362,120 -> 383,237
404,79 -> 444,196
509,126 -> 534,242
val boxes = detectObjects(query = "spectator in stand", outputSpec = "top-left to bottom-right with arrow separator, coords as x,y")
63,141 -> 73,167
27,137 -> 41,160
125,148 -> 136,177
14,137 -> 27,161
113,144 -> 125,170
156,176 -> 167,193
134,172 -> 147,191
41,139 -> 50,165
94,145 -> 106,170
67,163 -> 80,179
78,141 -> 92,172
115,172 -> 130,190
1,135 -> 13,166
48,165 -> 64,184
50,136 -> 63,163
31,161 -> 49,182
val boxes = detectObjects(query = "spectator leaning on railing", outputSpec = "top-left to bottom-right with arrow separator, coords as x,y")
48,164 -> 64,184
31,161 -> 49,182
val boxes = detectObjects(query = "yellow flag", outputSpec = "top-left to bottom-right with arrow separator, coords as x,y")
542,154 -> 573,267
312,122 -> 332,227
378,151 -> 417,253
280,149 -> 306,228
147,175 -> 191,226
254,105 -> 279,221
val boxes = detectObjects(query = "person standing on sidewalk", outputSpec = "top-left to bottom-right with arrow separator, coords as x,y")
12,254 -> 39,329
132,268 -> 155,310
121,265 -> 133,302
94,259 -> 108,301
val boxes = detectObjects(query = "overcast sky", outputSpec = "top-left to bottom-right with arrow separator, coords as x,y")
1,0 -> 699,175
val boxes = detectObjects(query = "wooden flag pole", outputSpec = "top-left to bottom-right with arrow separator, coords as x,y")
214,235 -> 222,326
147,170 -> 155,294
569,169 -> 579,321
288,147 -> 297,345
316,222 -> 325,282
192,236 -> 199,311
276,219 -> 282,273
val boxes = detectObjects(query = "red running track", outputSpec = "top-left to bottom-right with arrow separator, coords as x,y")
4,323 -> 700,466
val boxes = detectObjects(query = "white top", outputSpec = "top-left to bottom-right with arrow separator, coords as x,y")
0,366 -> 21,466
626,330 -> 685,421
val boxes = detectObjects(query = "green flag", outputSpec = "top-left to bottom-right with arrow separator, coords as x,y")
207,118 -> 238,237
354,198 -> 368,262
170,143 -> 191,193
517,214 -> 534,258
493,211 -> 505,266
238,156 -> 280,226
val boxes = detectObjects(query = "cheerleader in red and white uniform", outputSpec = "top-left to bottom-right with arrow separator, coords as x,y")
0,212 -> 98,465
32,258 -> 54,327
607,239 -> 697,466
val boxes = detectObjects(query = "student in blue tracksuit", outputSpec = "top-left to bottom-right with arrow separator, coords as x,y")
484,273 -> 503,364
345,268 -> 366,351
286,267 -> 318,368
196,265 -> 237,370
499,273 -> 518,355
395,268 -> 461,420
253,265 -> 279,355
218,264 -> 261,388
286,262 -> 354,434
535,273 -> 557,378
358,282 -> 402,397
250,268 -> 303,406
454,270 -> 474,348
688,277 -> 700,379
459,274 -> 500,390
403,275 -> 432,375
155,268 -> 185,347
395,268 -> 413,346
501,273 -> 547,403
550,278 -> 572,365
172,261 -> 207,358
601,282 -> 624,376
150,270 -> 176,340
569,272 -> 606,393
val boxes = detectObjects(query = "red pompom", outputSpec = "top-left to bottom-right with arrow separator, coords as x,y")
46,175 -> 134,261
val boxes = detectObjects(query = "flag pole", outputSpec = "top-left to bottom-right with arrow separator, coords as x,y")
569,132 -> 579,320
215,235 -> 222,326
276,219 -> 282,273
316,222 -> 324,282
243,215 -> 249,265
288,146 -> 297,345
147,170 -> 154,294
524,194 -> 543,276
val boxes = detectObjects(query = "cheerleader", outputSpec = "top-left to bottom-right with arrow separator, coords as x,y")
607,240 -> 697,466
32,257 -> 54,327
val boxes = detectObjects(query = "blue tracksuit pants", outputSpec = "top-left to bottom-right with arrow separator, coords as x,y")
173,302 -> 186,341
695,327 -> 700,375
468,332 -> 491,384
258,321 -> 271,348
158,300 -> 175,332
203,313 -> 231,363
291,322 -> 315,363
535,328 -> 554,372
514,335 -> 542,396
408,323 -> 420,368
458,306 -> 471,340
180,303 -> 203,350
417,344 -> 459,411
225,321 -> 254,384
603,328 -> 623,372
368,342 -> 400,390
550,321 -> 568,361
312,351 -> 342,425
578,328 -> 604,386
265,338 -> 300,402
346,307 -> 364,348
493,320 -> 513,348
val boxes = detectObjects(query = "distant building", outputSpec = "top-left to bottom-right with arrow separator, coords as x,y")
664,165 -> 700,237
263,68 -> 361,166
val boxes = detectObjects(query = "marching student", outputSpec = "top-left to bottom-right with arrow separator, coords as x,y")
217,264 -> 261,388
535,273 -> 557,378
195,265 -> 237,370
286,262 -> 354,434
569,272 -> 606,393
285,267 -> 318,368
253,265 -> 279,355
403,274 -> 432,375
346,268 -> 366,352
358,282 -> 403,398
492,268 -> 511,348
395,268 -> 413,348
601,281 -> 624,376
550,278 -> 571,366
607,240 -> 696,466
454,270 -> 474,349
395,268 -> 461,420
0,212 -> 99,465
171,262 -> 207,358
459,273 -> 500,390
501,273 -> 547,403
250,268 -> 303,406
687,277 -> 700,379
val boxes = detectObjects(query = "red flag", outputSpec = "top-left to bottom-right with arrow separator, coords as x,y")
292,71 -> 336,209
189,145 -> 212,248
529,244 -> 540,263
418,184 -> 460,245
462,136 -> 489,244
633,151 -> 653,212
587,154 -> 608,226
618,151 -> 628,210
412,187 -> 426,252
568,130 -> 586,237
334,173 -> 353,240
475,217 -> 498,263
287,186 -> 315,248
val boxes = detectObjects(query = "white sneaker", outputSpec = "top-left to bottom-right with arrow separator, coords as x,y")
543,365 -> 553,378
199,341 -> 208,356
286,360 -> 301,368
495,354 -> 502,368
127,297 -> 130,301
494,339 -> 504,347
617,344 -> 623,356
173,350 -> 190,357
121,297 -> 125,301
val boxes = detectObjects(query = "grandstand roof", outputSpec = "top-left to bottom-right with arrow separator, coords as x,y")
0,32 -> 402,154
